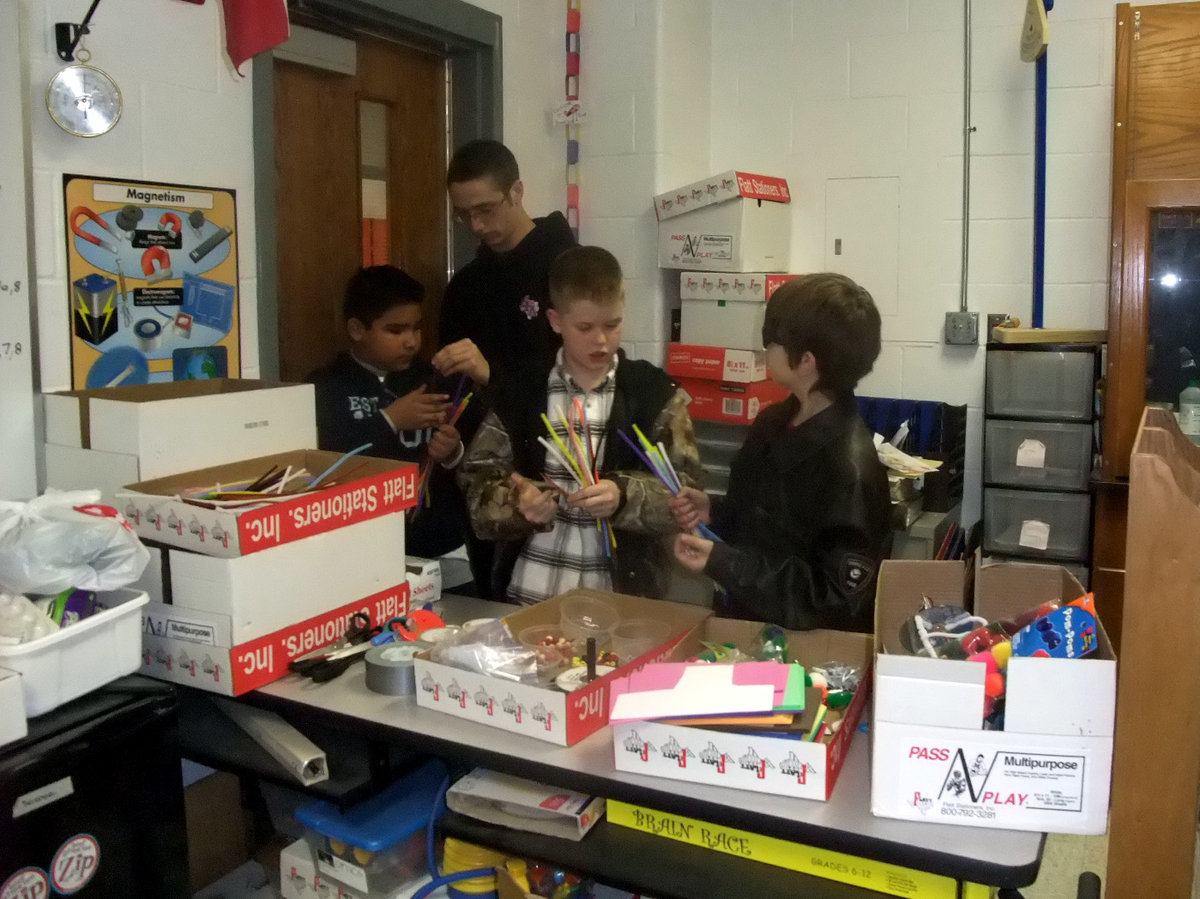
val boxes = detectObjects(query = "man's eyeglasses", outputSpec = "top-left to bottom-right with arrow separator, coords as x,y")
452,194 -> 512,225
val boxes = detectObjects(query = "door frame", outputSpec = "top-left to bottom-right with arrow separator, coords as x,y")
251,0 -> 503,380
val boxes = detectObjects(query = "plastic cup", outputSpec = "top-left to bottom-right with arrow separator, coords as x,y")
558,596 -> 620,650
518,624 -> 580,678
611,618 -> 671,664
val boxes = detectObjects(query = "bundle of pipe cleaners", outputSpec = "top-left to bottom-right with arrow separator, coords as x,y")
616,424 -> 722,542
538,397 -> 616,555
412,375 -> 473,516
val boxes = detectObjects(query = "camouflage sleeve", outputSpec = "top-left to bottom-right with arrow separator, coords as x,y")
607,388 -> 703,535
457,410 -> 541,541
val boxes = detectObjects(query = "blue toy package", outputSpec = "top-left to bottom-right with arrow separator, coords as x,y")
295,758 -> 447,894
1010,605 -> 1098,659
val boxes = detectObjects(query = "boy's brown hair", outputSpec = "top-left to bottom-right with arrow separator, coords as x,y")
548,245 -> 624,311
761,272 -> 880,393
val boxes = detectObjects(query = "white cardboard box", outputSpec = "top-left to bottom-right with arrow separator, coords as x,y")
142,581 -> 410,697
166,512 -> 409,643
609,618 -> 871,801
43,379 -> 316,500
405,557 -> 442,607
666,344 -> 767,383
117,450 -> 417,558
655,171 -> 792,272
679,271 -> 803,349
447,768 -> 605,841
414,590 -> 711,746
870,559 -> 1115,834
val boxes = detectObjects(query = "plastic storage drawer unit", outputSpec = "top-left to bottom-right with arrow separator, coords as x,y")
985,350 -> 1095,420
984,420 -> 1094,490
983,488 -> 1092,561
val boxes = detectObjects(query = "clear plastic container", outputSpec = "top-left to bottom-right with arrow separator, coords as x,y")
983,488 -> 1091,560
558,596 -> 620,650
611,618 -> 671,665
985,349 -> 1095,420
518,624 -> 581,679
295,759 -> 445,896
984,420 -> 1093,490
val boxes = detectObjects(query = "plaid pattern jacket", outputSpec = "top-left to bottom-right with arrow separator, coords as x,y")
459,355 -> 702,601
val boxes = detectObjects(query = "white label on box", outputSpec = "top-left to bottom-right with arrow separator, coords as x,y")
674,233 -> 733,262
165,618 -> 217,645
14,776 -> 75,818
1018,519 -> 1051,550
1015,439 -> 1046,468
315,849 -> 368,893
722,397 -> 744,418
898,745 -> 1086,824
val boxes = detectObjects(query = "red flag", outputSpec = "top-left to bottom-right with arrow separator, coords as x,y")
220,0 -> 290,76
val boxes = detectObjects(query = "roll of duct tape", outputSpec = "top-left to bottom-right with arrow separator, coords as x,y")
364,641 -> 429,695
133,317 -> 162,352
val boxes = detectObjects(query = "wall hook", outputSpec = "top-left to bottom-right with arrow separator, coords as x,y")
55,0 -> 103,62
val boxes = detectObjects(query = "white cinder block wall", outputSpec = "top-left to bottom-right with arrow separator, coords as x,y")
19,0 -> 1175,526
22,0 -> 259,390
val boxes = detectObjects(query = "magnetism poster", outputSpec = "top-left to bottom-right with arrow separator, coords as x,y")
63,174 -> 241,389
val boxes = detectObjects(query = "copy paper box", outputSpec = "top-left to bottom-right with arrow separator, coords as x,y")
413,590 -> 710,746
666,344 -> 767,383
118,450 -> 417,557
406,557 -> 442,606
678,272 -> 804,350
609,618 -> 872,801
165,512 -> 409,643
870,559 -> 1116,834
141,582 -> 410,697
447,768 -> 605,841
43,379 -> 316,501
677,376 -> 789,425
655,171 -> 792,272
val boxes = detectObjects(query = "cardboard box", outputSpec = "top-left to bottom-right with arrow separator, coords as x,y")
117,450 -> 417,557
677,376 -> 789,425
141,581 -> 410,696
405,557 -> 442,607
166,513 -> 410,643
413,590 -> 711,746
609,618 -> 872,801
666,344 -> 767,383
870,559 -> 1115,834
0,667 -> 27,747
43,380 -> 317,500
655,171 -> 792,272
447,768 -> 605,841
677,273 -> 802,350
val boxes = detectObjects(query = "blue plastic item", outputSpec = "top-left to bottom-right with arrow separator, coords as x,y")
295,759 -> 447,852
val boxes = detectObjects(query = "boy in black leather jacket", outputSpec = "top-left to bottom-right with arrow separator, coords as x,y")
671,273 -> 891,632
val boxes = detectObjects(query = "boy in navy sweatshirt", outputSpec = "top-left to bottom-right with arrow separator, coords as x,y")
309,266 -> 466,559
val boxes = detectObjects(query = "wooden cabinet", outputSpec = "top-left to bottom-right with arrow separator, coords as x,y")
1094,2 -> 1200,648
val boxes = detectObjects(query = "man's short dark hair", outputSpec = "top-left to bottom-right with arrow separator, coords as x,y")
343,265 -> 424,326
548,246 -> 623,311
447,139 -> 520,191
761,273 -> 881,393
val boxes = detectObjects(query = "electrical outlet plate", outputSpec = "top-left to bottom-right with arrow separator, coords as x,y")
944,311 -> 979,346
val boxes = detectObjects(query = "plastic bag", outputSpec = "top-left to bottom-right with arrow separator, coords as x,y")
0,489 -> 151,595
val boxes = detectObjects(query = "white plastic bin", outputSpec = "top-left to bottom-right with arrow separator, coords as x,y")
984,420 -> 1094,490
0,588 -> 149,716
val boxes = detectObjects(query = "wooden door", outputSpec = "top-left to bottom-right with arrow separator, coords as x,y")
274,37 -> 446,383
1105,2 -> 1200,479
